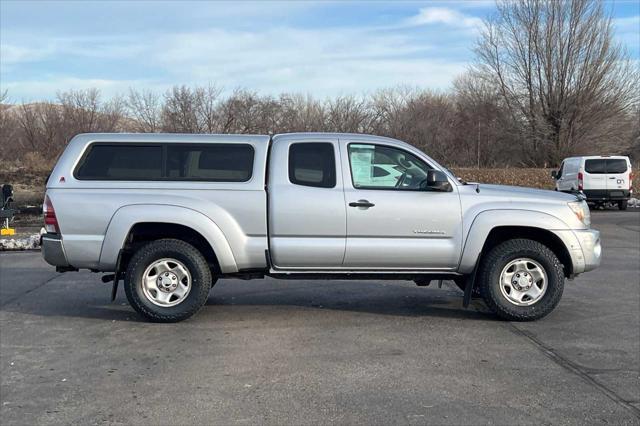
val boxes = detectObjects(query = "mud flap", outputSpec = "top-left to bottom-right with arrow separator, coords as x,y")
462,262 -> 480,308
111,250 -> 124,302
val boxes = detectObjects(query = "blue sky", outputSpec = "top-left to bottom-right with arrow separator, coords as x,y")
1,0 -> 638,102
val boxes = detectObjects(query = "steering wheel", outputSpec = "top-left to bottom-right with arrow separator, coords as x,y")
395,171 -> 408,188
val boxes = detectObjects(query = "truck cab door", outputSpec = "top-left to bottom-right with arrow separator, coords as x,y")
340,140 -> 463,270
268,136 -> 346,268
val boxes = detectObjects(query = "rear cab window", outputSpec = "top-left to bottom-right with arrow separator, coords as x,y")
75,143 -> 254,181
288,143 -> 336,188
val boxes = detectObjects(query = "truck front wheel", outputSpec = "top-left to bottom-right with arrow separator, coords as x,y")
124,239 -> 212,322
478,239 -> 564,321
618,200 -> 628,210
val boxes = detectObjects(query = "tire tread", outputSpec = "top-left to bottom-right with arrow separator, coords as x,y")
479,238 -> 564,321
124,239 -> 211,323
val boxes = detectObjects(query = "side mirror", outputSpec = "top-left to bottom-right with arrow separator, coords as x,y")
551,170 -> 557,179
422,170 -> 452,192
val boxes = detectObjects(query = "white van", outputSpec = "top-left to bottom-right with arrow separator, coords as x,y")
552,156 -> 633,210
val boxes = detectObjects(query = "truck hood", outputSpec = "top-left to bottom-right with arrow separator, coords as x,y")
472,183 -> 579,203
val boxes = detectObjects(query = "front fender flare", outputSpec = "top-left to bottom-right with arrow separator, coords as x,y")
98,204 -> 238,273
458,209 -> 571,274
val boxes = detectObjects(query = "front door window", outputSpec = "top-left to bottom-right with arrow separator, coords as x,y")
348,144 -> 432,190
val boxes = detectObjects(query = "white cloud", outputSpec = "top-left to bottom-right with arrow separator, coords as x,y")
148,25 -> 466,97
1,44 -> 55,65
0,78 -> 171,102
613,15 -> 640,52
404,7 -> 483,29
0,4 -> 483,101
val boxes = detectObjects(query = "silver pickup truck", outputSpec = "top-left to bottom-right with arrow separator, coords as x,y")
42,133 -> 601,322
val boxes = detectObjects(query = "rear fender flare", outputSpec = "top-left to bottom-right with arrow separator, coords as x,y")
99,204 -> 237,273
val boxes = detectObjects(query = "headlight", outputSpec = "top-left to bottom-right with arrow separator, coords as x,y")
568,200 -> 590,227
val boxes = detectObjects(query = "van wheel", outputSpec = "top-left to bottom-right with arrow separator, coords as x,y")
618,200 -> 628,210
124,239 -> 212,322
478,239 -> 564,321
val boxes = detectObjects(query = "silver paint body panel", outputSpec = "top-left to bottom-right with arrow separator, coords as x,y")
43,132 -> 600,278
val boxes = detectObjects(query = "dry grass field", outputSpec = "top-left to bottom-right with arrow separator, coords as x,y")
453,168 -> 555,190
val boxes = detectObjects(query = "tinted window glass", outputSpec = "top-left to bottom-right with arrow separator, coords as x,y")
167,144 -> 254,181
348,144 -> 432,190
76,145 -> 162,180
289,143 -> 336,188
585,159 -> 606,174
606,159 -> 627,174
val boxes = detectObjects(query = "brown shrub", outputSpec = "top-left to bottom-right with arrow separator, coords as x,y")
21,152 -> 56,173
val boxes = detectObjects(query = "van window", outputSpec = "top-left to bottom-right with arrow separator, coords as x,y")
76,144 -> 162,180
289,143 -> 336,188
606,159 -> 627,174
584,159 -> 628,174
167,144 -> 254,181
584,159 -> 606,174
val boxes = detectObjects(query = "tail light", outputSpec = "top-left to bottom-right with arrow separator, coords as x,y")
577,172 -> 584,191
43,195 -> 60,234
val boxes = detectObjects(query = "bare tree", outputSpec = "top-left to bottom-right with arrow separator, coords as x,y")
0,90 -> 19,161
275,93 -> 326,132
453,72 -> 523,167
325,95 -> 371,133
161,85 -> 202,133
368,87 -> 415,139
194,84 -> 223,133
15,102 -> 63,155
474,0 -> 639,165
126,89 -> 162,132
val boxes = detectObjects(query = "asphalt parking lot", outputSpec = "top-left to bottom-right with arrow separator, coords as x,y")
1,210 -> 639,425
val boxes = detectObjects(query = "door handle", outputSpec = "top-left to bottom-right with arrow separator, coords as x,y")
609,177 -> 616,179
349,200 -> 375,208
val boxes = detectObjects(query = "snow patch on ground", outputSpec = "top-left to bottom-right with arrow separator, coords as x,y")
628,198 -> 640,208
0,234 -> 41,250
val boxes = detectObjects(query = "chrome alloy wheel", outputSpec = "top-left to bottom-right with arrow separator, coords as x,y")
499,258 -> 547,306
141,258 -> 192,307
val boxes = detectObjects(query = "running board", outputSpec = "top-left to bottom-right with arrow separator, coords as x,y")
267,268 -> 462,281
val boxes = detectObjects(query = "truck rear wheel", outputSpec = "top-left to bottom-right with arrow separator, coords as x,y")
478,239 -> 564,321
124,239 -> 212,322
618,200 -> 628,210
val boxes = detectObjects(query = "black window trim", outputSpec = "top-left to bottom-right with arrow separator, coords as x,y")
288,142 -> 337,189
73,141 -> 255,182
346,142 -> 438,192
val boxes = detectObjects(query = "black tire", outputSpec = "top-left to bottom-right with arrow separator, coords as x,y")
124,239 -> 212,323
618,200 -> 628,210
478,239 -> 564,321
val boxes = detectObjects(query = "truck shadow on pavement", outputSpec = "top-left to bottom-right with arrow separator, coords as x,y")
1,277 -> 494,323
